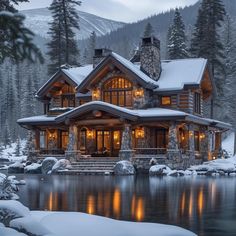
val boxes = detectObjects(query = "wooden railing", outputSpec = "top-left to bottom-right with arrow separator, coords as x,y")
134,148 -> 167,155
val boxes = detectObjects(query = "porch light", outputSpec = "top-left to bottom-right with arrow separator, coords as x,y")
189,131 -> 194,137
135,127 -> 145,139
87,130 -> 94,139
200,133 -> 205,139
134,88 -> 144,98
92,88 -> 100,100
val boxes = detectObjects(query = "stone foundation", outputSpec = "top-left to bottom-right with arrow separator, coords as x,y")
119,150 -> 135,161
65,150 -> 81,162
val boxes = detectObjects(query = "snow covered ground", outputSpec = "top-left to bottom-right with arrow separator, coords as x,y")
0,200 -> 196,236
222,132 -> 234,156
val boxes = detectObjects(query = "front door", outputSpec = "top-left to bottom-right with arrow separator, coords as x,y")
96,130 -> 121,157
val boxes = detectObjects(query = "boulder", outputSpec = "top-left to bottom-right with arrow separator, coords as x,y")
52,159 -> 72,173
41,157 -> 58,175
149,164 -> 172,176
8,162 -> 24,174
24,163 -> 42,174
114,161 -> 135,175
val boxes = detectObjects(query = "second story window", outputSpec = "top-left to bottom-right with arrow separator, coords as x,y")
103,77 -> 133,107
194,92 -> 201,114
161,96 -> 171,106
61,94 -> 75,107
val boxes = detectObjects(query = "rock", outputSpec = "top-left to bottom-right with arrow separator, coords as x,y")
24,163 -> 42,174
41,157 -> 58,175
205,170 -> 217,176
0,158 -> 9,163
168,170 -> 185,177
149,164 -> 172,176
52,159 -> 72,173
114,161 -> 135,175
149,158 -> 158,166
8,162 -> 24,174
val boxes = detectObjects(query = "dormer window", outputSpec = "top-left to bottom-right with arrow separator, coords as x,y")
103,77 -> 133,107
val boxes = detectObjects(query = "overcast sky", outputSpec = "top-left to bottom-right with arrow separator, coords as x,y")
17,0 -> 199,22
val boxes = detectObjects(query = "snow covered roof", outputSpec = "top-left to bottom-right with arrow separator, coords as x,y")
111,52 -> 159,87
17,115 -> 57,126
36,65 -> 93,97
54,101 -> 231,129
62,65 -> 93,86
157,58 -> 208,91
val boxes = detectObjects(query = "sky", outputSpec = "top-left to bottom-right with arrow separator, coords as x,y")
16,0 -> 199,23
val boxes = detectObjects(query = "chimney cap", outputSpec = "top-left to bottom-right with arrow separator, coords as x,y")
141,36 -> 160,49
94,48 -> 112,57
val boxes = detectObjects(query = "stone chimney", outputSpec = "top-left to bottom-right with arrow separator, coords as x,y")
140,36 -> 161,81
93,48 -> 111,68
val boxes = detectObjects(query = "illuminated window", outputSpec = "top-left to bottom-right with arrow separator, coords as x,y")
103,77 -> 133,107
161,96 -> 171,105
61,131 -> 68,150
194,131 -> 200,151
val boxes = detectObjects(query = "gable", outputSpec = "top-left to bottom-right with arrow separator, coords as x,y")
77,53 -> 159,93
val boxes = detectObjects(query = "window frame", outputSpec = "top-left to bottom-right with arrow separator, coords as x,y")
103,77 -> 133,107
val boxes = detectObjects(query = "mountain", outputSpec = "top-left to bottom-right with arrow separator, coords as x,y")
91,0 -> 236,59
20,8 -> 126,40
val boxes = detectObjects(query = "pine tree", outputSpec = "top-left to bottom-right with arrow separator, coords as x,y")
14,137 -> 21,156
167,8 -> 188,60
3,121 -> 11,148
47,0 -> 81,75
0,1 -> 44,64
143,22 -> 154,37
190,0 -> 226,118
87,31 -> 96,64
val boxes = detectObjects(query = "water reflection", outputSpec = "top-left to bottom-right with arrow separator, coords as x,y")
17,175 -> 236,236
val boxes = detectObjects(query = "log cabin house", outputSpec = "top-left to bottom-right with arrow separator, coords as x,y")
18,36 -> 231,170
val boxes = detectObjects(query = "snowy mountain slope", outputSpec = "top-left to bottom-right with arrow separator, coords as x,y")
20,8 -> 126,40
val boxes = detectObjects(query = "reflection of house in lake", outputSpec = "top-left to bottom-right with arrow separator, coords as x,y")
18,36 -> 231,170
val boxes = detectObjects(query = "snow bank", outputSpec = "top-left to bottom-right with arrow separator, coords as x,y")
10,216 -> 51,236
114,161 -> 135,175
8,162 -> 24,174
32,211 -> 196,236
189,157 -> 236,175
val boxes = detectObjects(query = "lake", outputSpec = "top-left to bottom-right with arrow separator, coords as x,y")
16,174 -> 236,236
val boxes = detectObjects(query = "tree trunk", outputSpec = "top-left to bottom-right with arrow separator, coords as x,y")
234,130 -> 236,156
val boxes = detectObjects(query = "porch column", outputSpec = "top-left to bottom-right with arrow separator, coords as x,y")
65,124 -> 81,162
119,123 -> 135,161
199,127 -> 209,161
167,122 -> 181,162
188,124 -> 195,161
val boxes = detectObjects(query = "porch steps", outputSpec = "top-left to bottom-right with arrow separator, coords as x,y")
59,158 -> 119,175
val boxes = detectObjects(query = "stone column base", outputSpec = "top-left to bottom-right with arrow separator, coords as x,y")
65,150 -> 81,162
119,150 -> 135,161
167,149 -> 182,162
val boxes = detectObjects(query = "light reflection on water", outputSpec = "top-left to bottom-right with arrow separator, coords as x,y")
16,175 -> 236,236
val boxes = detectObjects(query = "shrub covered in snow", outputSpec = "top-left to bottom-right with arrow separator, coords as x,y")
24,163 -> 42,174
0,224 -> 27,236
114,161 -> 135,175
52,159 -> 72,173
0,200 -> 30,227
41,157 -> 58,174
0,174 -> 19,200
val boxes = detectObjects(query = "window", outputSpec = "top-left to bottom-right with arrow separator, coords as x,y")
161,96 -> 171,105
194,92 -> 201,114
61,131 -> 69,150
61,94 -> 75,107
103,77 -> 133,107
156,129 -> 168,149
40,131 -> 46,148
